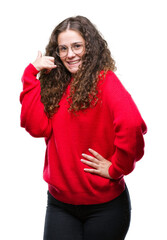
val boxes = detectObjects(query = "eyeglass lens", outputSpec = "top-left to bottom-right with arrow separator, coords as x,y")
56,42 -> 84,57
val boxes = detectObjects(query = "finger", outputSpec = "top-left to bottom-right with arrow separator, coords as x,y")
37,50 -> 42,59
84,168 -> 99,174
81,159 -> 98,169
48,64 -> 57,69
45,57 -> 56,66
46,56 -> 55,61
88,148 -> 104,161
45,61 -> 57,69
82,153 -> 99,164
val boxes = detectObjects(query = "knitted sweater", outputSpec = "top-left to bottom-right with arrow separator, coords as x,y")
20,64 -> 147,205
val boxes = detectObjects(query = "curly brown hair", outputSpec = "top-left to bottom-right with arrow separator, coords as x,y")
39,16 -> 116,117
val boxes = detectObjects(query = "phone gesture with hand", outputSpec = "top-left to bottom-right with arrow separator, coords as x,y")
32,51 -> 57,72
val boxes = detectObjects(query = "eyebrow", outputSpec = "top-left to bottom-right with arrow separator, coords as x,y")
58,42 -> 83,46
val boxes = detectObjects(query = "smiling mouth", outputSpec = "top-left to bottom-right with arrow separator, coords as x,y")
67,59 -> 81,65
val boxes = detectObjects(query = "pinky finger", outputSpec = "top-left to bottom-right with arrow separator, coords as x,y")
46,65 -> 57,71
84,168 -> 99,174
50,64 -> 57,68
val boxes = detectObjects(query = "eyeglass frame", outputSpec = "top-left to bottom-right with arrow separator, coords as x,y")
55,42 -> 85,58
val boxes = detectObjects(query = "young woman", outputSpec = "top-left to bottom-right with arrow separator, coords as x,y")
20,16 -> 147,240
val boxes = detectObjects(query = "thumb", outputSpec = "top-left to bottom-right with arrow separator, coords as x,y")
37,50 -> 42,59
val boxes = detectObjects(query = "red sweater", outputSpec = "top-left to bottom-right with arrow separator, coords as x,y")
20,64 -> 147,205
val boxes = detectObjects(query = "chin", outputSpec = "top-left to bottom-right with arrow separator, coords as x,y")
66,66 -> 80,74
69,69 -> 78,74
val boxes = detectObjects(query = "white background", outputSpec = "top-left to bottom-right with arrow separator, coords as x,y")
0,0 -> 167,239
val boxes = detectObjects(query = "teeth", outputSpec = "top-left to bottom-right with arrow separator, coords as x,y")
68,60 -> 80,65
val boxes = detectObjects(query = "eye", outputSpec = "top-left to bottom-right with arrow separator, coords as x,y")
59,45 -> 67,52
73,43 -> 83,50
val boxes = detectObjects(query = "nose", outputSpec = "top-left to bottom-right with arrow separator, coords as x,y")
67,47 -> 75,58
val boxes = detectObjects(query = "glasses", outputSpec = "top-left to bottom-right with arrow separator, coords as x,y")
56,42 -> 84,58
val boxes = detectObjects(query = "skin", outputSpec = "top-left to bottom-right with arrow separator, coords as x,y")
32,30 -> 113,180
57,30 -> 85,74
81,148 -> 113,180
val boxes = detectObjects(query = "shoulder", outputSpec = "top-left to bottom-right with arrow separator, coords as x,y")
99,70 -> 128,97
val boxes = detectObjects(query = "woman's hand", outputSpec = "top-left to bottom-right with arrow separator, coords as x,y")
32,51 -> 57,72
81,148 -> 113,179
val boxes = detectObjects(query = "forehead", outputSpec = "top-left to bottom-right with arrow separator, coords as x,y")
58,30 -> 85,45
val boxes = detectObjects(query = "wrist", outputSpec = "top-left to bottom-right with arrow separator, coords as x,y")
32,62 -> 41,72
109,164 -> 123,180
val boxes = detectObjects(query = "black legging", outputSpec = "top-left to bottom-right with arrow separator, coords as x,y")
43,186 -> 131,240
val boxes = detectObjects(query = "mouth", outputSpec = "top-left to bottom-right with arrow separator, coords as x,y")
67,59 -> 81,65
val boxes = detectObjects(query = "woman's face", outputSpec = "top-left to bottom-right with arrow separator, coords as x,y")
57,30 -> 85,74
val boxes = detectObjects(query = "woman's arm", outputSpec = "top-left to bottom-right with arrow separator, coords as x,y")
106,72 -> 147,179
81,72 -> 147,180
20,52 -> 57,138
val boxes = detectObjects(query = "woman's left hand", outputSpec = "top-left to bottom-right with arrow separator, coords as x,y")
81,148 -> 113,179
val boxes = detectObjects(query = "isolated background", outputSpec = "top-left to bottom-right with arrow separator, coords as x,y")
0,0 -> 166,239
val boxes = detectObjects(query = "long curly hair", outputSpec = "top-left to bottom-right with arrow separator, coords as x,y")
39,16 -> 116,117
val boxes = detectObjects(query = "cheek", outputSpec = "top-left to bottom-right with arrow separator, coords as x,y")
60,58 -> 67,67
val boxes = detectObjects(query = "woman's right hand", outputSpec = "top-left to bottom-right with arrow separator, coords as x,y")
32,51 -> 57,72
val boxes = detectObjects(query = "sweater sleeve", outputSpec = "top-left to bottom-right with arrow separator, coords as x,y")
20,64 -> 52,138
104,72 -> 147,180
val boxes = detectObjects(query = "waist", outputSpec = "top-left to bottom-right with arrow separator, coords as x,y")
48,177 -> 125,205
